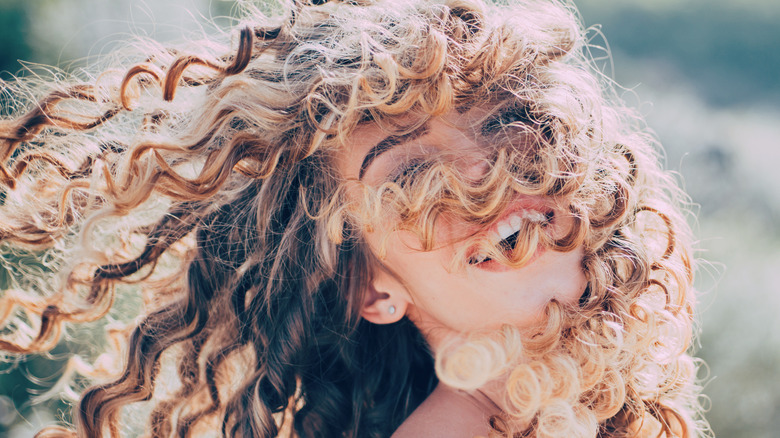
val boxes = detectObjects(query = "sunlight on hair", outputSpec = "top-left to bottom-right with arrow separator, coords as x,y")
0,0 -> 709,436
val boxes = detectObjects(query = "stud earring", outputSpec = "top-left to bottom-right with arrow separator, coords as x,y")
388,305 -> 396,315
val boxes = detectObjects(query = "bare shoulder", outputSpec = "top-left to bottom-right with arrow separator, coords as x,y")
391,385 -> 494,438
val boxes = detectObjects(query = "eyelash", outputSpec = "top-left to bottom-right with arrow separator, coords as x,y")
390,159 -> 430,185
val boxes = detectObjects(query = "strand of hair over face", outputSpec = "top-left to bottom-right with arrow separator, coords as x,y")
0,0 -> 708,436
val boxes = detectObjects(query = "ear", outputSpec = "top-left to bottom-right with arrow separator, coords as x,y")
360,269 -> 408,325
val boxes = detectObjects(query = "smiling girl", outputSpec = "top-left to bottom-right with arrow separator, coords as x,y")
0,0 -> 708,436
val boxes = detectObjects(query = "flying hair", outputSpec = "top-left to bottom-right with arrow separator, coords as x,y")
0,0 -> 708,436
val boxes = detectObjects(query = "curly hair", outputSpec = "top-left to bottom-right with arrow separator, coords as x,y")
0,0 -> 708,436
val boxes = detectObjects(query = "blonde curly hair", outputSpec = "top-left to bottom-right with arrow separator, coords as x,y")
0,0 -> 707,436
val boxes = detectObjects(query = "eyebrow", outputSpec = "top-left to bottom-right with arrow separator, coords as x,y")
358,124 -> 429,179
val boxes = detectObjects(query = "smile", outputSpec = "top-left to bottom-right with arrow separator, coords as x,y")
468,202 -> 555,266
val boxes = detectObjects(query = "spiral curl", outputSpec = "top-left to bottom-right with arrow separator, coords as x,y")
0,0 -> 707,436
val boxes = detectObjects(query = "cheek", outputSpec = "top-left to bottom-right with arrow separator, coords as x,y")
479,245 -> 588,325
528,245 -> 587,298
369,211 -> 467,256
550,246 -> 588,305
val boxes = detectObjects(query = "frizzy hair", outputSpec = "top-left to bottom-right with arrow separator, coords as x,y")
0,0 -> 707,437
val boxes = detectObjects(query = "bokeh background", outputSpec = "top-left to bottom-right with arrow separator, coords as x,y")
1,0 -> 778,436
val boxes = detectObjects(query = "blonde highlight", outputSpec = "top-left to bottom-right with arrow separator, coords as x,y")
0,0 -> 707,436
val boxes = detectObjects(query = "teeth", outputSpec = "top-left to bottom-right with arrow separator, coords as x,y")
495,209 -> 547,240
497,221 -> 515,240
471,209 -> 549,264
471,252 -> 489,264
524,210 -> 547,223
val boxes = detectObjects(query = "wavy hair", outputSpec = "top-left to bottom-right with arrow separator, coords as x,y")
0,0 -> 707,436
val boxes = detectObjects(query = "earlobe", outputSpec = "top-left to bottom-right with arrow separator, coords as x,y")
360,272 -> 408,325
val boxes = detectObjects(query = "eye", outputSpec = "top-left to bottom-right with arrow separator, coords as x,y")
390,159 -> 431,186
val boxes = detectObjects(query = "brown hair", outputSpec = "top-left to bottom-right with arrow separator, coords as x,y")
0,0 -> 708,436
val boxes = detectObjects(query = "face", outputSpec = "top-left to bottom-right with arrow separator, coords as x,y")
339,109 -> 587,351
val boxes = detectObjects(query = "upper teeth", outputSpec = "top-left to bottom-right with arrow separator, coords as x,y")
470,209 -> 548,264
492,209 -> 547,242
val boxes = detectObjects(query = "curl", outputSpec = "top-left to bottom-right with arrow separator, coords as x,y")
0,0 -> 707,436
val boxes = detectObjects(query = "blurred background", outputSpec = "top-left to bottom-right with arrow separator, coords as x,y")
0,0 -> 778,436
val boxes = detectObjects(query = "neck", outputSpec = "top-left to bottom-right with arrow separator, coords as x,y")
438,382 -> 504,417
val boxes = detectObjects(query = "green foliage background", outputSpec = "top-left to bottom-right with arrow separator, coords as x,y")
1,0 -> 778,436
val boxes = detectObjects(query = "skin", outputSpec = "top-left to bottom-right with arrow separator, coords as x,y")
338,109 -> 589,436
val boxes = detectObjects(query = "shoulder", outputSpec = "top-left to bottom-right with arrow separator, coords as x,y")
391,384 -> 494,438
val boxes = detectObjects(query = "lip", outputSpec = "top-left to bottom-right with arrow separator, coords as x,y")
467,195 -> 554,272
471,245 -> 547,272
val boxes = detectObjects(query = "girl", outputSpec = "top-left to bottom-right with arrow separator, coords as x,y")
0,0 -> 708,436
